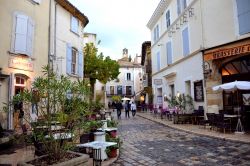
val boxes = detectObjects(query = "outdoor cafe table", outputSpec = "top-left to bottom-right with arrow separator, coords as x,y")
77,141 -> 117,161
224,114 -> 243,133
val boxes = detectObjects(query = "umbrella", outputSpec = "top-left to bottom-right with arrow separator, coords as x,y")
212,81 -> 250,91
121,97 -> 131,101
212,81 -> 250,134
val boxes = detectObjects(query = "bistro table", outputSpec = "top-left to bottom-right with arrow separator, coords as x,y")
224,114 -> 242,133
77,141 -> 117,162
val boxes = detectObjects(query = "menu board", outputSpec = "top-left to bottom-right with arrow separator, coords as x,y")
194,80 -> 204,102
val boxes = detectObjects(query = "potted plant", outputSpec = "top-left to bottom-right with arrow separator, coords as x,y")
107,119 -> 118,138
105,134 -> 122,158
3,66 -> 92,165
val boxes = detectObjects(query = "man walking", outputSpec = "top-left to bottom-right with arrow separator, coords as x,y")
115,101 -> 122,119
125,100 -> 130,118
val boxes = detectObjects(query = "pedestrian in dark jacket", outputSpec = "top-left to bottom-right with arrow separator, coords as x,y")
115,101 -> 123,119
125,100 -> 130,118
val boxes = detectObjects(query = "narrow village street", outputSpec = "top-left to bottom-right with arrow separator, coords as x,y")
112,112 -> 250,166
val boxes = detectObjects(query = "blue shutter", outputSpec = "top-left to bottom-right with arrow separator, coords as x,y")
78,51 -> 83,78
236,0 -> 250,35
71,16 -> 78,33
14,14 -> 28,54
183,0 -> 187,9
182,27 -> 190,56
177,0 -> 181,15
66,43 -> 72,74
157,52 -> 161,71
167,42 -> 172,65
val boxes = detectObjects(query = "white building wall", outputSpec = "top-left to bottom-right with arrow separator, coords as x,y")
148,0 -> 250,111
149,0 -> 205,110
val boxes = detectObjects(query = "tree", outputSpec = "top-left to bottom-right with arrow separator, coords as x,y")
84,43 -> 120,96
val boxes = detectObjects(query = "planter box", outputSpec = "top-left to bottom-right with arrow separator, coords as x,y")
17,151 -> 89,166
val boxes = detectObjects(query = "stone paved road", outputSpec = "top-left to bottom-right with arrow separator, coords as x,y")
111,114 -> 250,166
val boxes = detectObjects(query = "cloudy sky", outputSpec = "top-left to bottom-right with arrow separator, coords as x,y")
68,0 -> 160,60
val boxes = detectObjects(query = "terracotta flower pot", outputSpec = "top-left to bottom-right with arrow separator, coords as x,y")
108,148 -> 117,158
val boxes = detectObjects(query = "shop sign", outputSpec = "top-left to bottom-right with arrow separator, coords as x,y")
154,79 -> 162,85
9,57 -> 34,71
204,44 -> 250,61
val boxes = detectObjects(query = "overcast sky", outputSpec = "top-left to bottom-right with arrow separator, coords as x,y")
68,0 -> 160,60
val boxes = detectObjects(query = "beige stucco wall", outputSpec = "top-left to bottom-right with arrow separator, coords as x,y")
51,1 -> 85,81
0,0 -> 49,129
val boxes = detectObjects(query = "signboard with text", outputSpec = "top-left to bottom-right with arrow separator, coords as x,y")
9,57 -> 34,71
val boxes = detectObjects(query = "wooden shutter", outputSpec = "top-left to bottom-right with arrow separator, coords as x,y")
177,0 -> 181,15
71,16 -> 78,33
167,41 -> 172,65
66,43 -> 72,74
182,27 -> 190,56
236,0 -> 250,35
78,51 -> 83,78
14,14 -> 28,54
27,18 -> 34,57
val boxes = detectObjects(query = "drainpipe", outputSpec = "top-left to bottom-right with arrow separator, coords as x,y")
199,0 -> 208,117
54,2 -> 58,73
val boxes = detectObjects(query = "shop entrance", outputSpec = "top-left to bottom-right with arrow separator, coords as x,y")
220,55 -> 250,130
13,75 -> 26,130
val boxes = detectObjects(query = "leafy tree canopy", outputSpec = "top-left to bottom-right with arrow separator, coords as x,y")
84,43 -> 120,86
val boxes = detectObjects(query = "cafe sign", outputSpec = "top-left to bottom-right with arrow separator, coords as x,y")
9,57 -> 34,71
204,44 -> 250,61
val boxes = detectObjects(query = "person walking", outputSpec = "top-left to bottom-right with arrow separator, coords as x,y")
115,101 -> 122,119
131,101 -> 137,117
125,100 -> 130,118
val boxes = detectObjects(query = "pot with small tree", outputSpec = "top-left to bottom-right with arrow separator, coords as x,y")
105,133 -> 122,158
3,66 -> 93,166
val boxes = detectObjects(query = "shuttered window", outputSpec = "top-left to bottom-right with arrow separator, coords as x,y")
166,10 -> 171,28
166,41 -> 172,65
182,27 -> 190,56
12,13 -> 34,56
153,24 -> 160,42
71,16 -> 78,34
177,0 -> 187,16
66,43 -> 83,77
236,0 -> 250,35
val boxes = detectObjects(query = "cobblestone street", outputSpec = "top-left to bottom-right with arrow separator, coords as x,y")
112,114 -> 250,166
